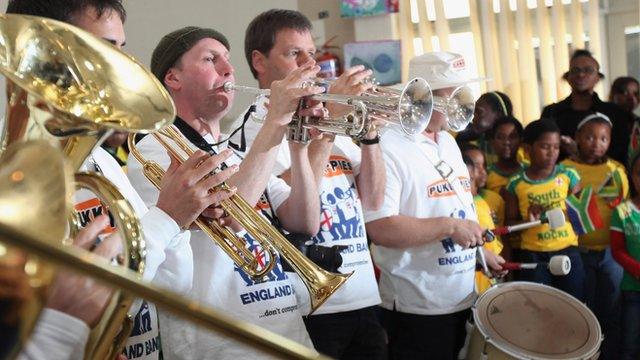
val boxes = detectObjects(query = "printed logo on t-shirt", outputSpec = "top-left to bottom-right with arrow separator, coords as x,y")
427,177 -> 471,198
439,209 -> 475,266
122,301 -> 160,359
324,155 -> 354,178
131,301 -> 152,336
234,234 -> 297,306
316,183 -> 364,243
74,197 -> 116,234
234,233 -> 288,286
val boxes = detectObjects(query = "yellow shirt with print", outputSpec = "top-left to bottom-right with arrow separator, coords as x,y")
474,194 -> 503,294
506,165 -> 580,251
561,158 -> 629,250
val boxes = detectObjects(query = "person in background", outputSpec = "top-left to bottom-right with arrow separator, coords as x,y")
609,76 -> 640,166
101,131 -> 129,168
541,50 -> 632,163
486,116 -> 525,194
456,91 -> 513,166
486,116 -> 525,259
460,143 -> 505,229
504,119 -> 585,300
561,112 -> 628,359
461,152 -> 504,294
610,150 -> 640,360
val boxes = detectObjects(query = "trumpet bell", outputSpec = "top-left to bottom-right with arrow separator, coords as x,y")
443,86 -> 475,132
397,77 -> 433,135
0,140 -> 72,359
0,14 -> 175,167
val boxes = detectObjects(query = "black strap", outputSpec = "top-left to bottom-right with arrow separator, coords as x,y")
173,117 -> 218,154
228,105 -> 256,152
173,115 -> 285,231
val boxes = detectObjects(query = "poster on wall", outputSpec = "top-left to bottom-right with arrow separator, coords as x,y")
343,40 -> 401,85
340,0 -> 398,18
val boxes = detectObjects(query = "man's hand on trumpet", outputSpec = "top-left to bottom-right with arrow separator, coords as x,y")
326,65 -> 381,140
328,65 -> 374,98
156,149 -> 238,230
264,59 -> 325,125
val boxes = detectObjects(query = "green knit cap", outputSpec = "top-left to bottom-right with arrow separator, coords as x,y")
150,26 -> 230,84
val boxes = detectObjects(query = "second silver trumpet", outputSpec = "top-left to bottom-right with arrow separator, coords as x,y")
223,77 -> 475,142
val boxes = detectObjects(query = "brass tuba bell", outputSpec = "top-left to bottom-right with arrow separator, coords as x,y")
0,140 -> 72,359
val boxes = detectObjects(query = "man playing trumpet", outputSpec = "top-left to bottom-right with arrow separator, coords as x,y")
127,26 -> 325,359
231,9 -> 387,359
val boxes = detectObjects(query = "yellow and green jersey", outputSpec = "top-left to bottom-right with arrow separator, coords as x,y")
506,164 -> 581,251
474,194 -> 503,294
561,158 -> 629,250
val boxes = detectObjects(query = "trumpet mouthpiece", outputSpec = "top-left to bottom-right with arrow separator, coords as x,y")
222,82 -> 234,93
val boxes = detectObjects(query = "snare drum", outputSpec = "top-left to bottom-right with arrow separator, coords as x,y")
466,282 -> 601,360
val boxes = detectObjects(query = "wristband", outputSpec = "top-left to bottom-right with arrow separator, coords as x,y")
360,135 -> 380,145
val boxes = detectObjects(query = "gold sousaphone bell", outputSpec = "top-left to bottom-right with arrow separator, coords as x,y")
0,14 -> 174,359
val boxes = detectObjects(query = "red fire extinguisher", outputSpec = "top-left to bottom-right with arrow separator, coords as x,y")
315,36 -> 342,80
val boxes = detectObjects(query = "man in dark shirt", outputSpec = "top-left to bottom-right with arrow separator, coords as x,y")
541,49 -> 632,163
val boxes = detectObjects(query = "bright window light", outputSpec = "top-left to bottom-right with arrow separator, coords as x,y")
426,0 -> 436,21
492,0 -> 517,13
425,0 -> 469,20
413,37 -> 424,56
625,26 -> 640,35
410,0 -> 420,23
443,0 -> 470,19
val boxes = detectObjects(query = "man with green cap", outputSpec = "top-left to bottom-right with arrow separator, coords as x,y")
127,26 -> 324,359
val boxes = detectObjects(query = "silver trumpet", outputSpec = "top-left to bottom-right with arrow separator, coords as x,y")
223,77 -> 434,142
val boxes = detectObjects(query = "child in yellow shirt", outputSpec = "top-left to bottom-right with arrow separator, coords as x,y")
462,148 -> 504,294
486,116 -> 525,194
504,119 -> 585,301
561,112 -> 628,358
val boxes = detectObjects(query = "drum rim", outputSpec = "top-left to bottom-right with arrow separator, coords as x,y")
471,282 -> 602,360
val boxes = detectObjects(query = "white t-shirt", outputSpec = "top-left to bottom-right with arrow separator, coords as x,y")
75,147 -> 192,360
232,105 -> 381,316
19,309 -> 90,360
127,131 -> 314,359
363,127 -> 477,315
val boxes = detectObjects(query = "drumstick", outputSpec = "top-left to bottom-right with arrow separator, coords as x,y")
491,207 -> 565,236
501,255 -> 571,276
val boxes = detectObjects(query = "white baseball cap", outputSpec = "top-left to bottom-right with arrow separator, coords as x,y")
408,52 -> 486,90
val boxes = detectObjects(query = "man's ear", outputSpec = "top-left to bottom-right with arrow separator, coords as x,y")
251,50 -> 267,77
523,143 -> 532,157
163,67 -> 181,92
